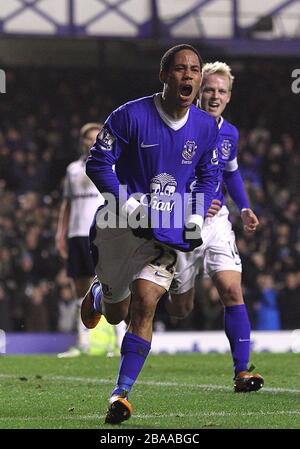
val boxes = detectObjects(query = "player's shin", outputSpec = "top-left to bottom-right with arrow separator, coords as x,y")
224,304 -> 251,377
111,332 -> 151,398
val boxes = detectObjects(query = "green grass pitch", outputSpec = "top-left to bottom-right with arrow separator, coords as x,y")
0,352 -> 299,429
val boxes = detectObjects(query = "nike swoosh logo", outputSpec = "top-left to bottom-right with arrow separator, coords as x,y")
239,338 -> 250,342
141,142 -> 159,148
154,271 -> 169,278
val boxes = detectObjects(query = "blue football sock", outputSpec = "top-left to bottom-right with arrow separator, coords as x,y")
224,304 -> 251,377
91,282 -> 102,313
111,332 -> 151,398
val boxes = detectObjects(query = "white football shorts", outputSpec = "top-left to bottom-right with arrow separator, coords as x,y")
170,206 -> 242,295
91,222 -> 177,304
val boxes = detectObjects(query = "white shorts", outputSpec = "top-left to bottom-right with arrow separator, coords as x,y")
91,222 -> 177,304
170,206 -> 242,295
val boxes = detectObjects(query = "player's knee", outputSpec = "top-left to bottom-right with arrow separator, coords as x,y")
168,292 -> 194,319
173,302 -> 193,319
131,292 -> 158,322
221,283 -> 243,305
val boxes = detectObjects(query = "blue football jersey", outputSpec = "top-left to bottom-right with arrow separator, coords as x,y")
188,116 -> 249,212
86,94 -> 219,251
214,117 -> 239,204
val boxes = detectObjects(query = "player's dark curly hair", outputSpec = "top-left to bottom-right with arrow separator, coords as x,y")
160,44 -> 203,73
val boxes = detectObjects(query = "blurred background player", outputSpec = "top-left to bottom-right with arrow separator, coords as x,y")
167,61 -> 264,392
55,122 -> 106,357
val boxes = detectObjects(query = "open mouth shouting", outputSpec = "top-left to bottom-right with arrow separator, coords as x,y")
179,84 -> 193,100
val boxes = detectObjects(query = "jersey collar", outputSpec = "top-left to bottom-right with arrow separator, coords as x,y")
154,93 -> 190,131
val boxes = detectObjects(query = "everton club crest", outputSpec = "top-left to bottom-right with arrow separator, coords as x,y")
182,140 -> 197,164
221,139 -> 231,159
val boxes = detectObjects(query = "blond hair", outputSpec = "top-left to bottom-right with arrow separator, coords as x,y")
80,122 -> 102,139
79,122 -> 103,155
201,61 -> 234,91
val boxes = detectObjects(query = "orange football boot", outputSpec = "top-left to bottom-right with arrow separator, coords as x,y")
80,277 -> 102,329
234,368 -> 264,393
105,395 -> 133,425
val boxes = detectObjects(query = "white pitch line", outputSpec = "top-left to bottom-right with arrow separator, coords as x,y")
0,410 -> 300,421
1,373 -> 300,394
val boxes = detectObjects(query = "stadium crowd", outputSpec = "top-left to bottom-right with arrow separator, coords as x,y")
0,62 -> 299,332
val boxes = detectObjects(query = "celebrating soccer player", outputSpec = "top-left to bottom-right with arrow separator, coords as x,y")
81,44 -> 220,424
167,61 -> 264,393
